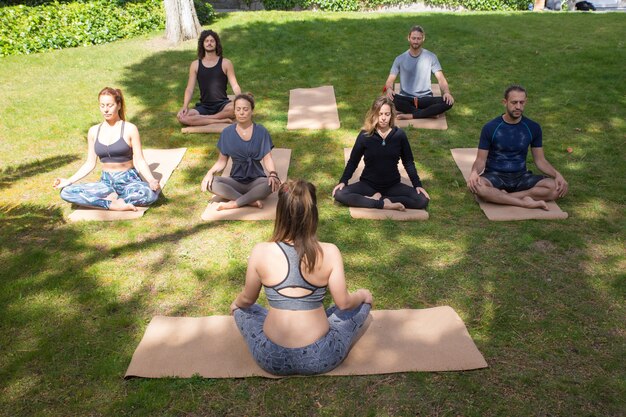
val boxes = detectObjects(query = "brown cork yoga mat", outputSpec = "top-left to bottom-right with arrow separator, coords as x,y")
67,148 -> 187,222
180,95 -> 235,134
287,86 -> 341,130
451,148 -> 568,221
200,148 -> 291,221
340,148 -> 429,221
125,306 -> 488,379
394,84 -> 448,131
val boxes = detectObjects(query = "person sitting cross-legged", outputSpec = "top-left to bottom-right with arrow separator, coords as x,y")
333,96 -> 430,211
384,25 -> 454,120
53,87 -> 159,211
467,85 -> 568,209
231,179 -> 373,376
201,93 -> 280,210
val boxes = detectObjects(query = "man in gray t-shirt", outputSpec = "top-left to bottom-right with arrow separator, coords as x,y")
385,25 -> 454,119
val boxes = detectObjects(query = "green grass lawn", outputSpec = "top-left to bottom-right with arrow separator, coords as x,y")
0,10 -> 624,417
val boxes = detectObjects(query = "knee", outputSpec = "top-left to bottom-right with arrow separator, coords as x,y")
469,182 -> 489,197
59,186 -> 75,202
547,187 -> 560,201
209,176 -> 224,191
538,179 -> 560,200
146,190 -> 160,205
333,190 -> 347,205
416,195 -> 429,209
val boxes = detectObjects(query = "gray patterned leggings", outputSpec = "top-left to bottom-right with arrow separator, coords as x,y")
234,303 -> 371,376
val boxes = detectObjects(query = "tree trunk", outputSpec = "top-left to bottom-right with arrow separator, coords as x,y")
164,0 -> 202,44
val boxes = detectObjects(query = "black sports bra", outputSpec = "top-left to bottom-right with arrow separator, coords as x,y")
94,121 -> 133,163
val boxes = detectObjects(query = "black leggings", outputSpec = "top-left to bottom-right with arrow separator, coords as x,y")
334,181 -> 429,209
393,94 -> 452,119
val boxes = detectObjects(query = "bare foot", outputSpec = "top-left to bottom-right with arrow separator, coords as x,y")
109,199 -> 137,211
382,198 -> 405,211
249,200 -> 263,209
396,113 -> 413,120
365,192 -> 382,200
522,196 -> 548,210
216,201 -> 239,211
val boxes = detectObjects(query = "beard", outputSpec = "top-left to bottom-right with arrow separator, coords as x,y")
507,109 -> 523,119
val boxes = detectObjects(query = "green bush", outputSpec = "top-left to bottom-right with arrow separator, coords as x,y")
194,0 -> 216,25
261,0 -> 307,10
260,0 -> 527,10
425,0 -> 528,10
0,0 -> 164,56
311,0 -> 360,10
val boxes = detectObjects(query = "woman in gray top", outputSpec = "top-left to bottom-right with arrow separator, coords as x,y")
201,93 -> 280,210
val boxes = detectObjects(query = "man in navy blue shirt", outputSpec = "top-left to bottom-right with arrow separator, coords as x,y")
467,85 -> 568,209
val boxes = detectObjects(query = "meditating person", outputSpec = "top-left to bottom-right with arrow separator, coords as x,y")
384,25 -> 454,119
177,29 -> 241,132
467,85 -> 568,209
53,87 -> 160,211
333,96 -> 430,211
201,93 -> 280,211
231,179 -> 373,376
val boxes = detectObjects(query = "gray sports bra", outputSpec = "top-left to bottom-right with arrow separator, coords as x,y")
264,242 -> 327,311
94,121 -> 133,163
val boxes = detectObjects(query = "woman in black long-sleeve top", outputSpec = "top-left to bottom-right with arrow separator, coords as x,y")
332,96 -> 430,211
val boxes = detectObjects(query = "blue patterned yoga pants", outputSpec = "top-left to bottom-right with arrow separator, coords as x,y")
234,303 -> 371,376
60,168 -> 159,209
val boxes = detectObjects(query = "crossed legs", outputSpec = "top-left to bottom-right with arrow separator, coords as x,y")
210,176 -> 272,210
393,95 -> 453,119
60,169 -> 158,211
334,181 -> 428,211
472,177 -> 559,210
179,102 -> 235,133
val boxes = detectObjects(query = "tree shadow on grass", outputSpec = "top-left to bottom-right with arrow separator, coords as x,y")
0,200 -> 224,415
0,154 -> 79,190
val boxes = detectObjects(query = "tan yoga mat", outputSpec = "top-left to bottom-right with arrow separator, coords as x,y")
200,148 -> 291,221
394,84 -> 448,131
287,85 -> 341,130
341,148 -> 428,221
180,95 -> 235,134
124,306 -> 488,379
451,148 -> 568,221
67,148 -> 187,222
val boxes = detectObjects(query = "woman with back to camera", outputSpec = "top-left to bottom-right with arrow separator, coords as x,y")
231,179 -> 373,376
53,87 -> 159,211
201,93 -> 280,210
333,96 -> 430,211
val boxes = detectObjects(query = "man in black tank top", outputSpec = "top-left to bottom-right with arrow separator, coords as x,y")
177,30 -> 241,131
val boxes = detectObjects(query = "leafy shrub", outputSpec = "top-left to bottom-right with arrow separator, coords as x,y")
194,0 -> 216,25
260,0 -> 527,10
425,0 -> 527,10
0,0 -> 165,56
261,0 -> 307,10
311,0 -> 360,10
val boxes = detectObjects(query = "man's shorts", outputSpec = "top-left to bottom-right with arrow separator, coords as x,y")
481,170 -> 546,193
194,99 -> 231,115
